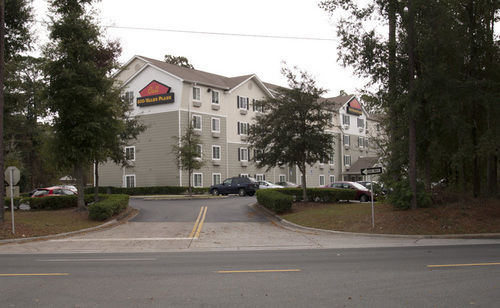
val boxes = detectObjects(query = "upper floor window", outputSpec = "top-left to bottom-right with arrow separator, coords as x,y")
192,115 -> 202,130
328,153 -> 335,165
195,144 -> 202,159
237,121 -> 249,135
238,148 -> 249,161
357,118 -> 364,128
124,91 -> 134,105
125,146 -> 135,161
344,135 -> 350,146
211,117 -> 220,133
193,87 -> 201,101
237,96 -> 249,110
253,99 -> 264,113
212,145 -> 221,160
212,91 -> 219,105
358,136 -> 364,148
344,155 -> 351,166
342,114 -> 350,126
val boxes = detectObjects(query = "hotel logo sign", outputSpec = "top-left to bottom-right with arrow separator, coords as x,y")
346,98 -> 362,116
137,80 -> 175,107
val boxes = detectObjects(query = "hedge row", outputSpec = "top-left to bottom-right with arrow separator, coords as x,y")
256,189 -> 293,214
276,188 -> 357,202
84,186 -> 210,196
88,194 -> 129,221
4,197 -> 22,210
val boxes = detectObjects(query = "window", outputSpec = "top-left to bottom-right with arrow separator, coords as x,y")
330,175 -> 335,183
124,91 -> 134,105
328,152 -> 335,165
212,173 -> 221,185
125,174 -> 135,188
253,99 -> 264,112
211,118 -> 220,132
211,90 -> 219,104
238,96 -> 249,110
192,115 -> 202,130
344,135 -> 350,146
344,155 -> 351,166
358,136 -> 364,148
239,148 -> 248,161
319,175 -> 325,186
376,124 -> 381,132
279,174 -> 286,182
212,145 -> 221,160
193,173 -> 203,187
237,122 -> 249,135
328,112 -> 334,125
253,149 -> 262,162
125,146 -> 135,161
357,118 -> 365,128
342,114 -> 350,126
365,138 -> 369,148
195,144 -> 202,159
256,174 -> 264,181
193,87 -> 201,101
240,174 -> 249,178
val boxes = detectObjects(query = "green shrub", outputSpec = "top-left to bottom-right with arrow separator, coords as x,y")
88,194 -> 129,221
256,189 -> 293,214
4,197 -> 22,210
84,186 -> 210,196
276,188 -> 357,202
24,195 -> 78,210
386,180 -> 432,210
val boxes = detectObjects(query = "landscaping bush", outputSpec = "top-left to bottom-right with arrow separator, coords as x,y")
385,180 -> 432,210
84,186 -> 210,196
276,188 -> 357,202
24,195 -> 78,210
256,189 -> 293,214
88,194 -> 129,221
4,197 -> 22,210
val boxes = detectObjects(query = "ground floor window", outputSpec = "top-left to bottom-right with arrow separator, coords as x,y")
279,174 -> 286,182
193,173 -> 203,187
212,173 -> 221,185
319,175 -> 325,186
256,174 -> 264,181
240,173 -> 249,178
125,174 -> 135,188
329,175 -> 335,183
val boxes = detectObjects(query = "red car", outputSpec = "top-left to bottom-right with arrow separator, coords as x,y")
323,181 -> 373,202
31,186 -> 76,197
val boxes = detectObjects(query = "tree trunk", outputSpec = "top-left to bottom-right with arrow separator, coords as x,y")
407,0 -> 418,210
300,162 -> 308,202
74,164 -> 86,211
0,0 -> 5,222
94,160 -> 99,202
188,170 -> 192,197
388,0 -> 399,183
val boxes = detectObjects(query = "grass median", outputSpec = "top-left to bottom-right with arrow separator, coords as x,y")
280,199 -> 500,235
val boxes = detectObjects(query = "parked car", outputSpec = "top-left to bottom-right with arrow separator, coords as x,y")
61,185 -> 78,193
275,181 -> 299,188
357,181 -> 386,198
210,177 -> 259,196
257,181 -> 284,189
323,181 -> 373,202
31,186 -> 76,197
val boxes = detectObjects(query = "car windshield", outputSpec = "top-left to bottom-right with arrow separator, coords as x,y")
33,190 -> 49,197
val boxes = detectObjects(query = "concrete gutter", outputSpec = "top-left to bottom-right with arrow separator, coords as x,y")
252,203 -> 500,240
0,207 -> 138,245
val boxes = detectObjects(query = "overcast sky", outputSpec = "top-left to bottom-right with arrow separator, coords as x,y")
32,0 -> 370,96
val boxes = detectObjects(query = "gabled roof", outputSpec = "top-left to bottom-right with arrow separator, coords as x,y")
343,157 -> 379,174
318,95 -> 354,111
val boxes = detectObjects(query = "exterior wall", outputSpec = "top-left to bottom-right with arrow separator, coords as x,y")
116,58 -> 148,84
99,111 -> 180,187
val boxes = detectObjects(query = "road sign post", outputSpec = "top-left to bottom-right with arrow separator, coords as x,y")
360,167 -> 382,229
5,166 -> 20,234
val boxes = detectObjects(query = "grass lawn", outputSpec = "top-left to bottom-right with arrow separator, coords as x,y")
280,199 -> 500,235
0,209 -> 105,240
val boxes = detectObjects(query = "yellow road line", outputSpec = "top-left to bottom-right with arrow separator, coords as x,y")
427,262 -> 500,268
188,206 -> 205,238
217,269 -> 301,274
0,273 -> 69,277
194,206 -> 208,239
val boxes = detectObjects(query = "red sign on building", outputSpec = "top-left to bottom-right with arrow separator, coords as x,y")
137,80 -> 175,107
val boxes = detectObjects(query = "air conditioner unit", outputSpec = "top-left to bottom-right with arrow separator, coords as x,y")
358,127 -> 364,132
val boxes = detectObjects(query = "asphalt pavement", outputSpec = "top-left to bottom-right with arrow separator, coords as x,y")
1,245 -> 499,307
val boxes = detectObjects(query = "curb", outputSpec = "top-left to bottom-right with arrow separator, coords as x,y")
0,207 -> 139,245
130,195 -> 228,201
252,203 -> 500,240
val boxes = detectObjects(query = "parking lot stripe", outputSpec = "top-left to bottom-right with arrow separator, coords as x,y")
189,206 -> 205,238
194,206 -> 208,239
217,269 -> 301,274
0,273 -> 69,277
427,262 -> 500,268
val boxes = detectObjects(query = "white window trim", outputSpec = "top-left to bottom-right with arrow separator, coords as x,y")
279,174 -> 286,182
193,86 -> 201,102
212,173 -> 221,185
240,173 -> 249,178
196,144 -> 202,160
125,146 -> 135,162
212,145 -> 221,160
344,135 -> 350,146
319,175 -> 325,186
192,114 -> 202,131
344,155 -> 351,167
211,90 -> 220,105
240,148 -> 249,162
239,96 -> 249,110
211,117 -> 220,133
342,114 -> 350,126
357,118 -> 365,128
329,175 -> 335,183
239,122 -> 249,136
256,174 -> 264,181
193,173 -> 203,187
125,174 -> 136,188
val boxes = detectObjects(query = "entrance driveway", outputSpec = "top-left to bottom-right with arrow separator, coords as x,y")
1,197 -> 499,254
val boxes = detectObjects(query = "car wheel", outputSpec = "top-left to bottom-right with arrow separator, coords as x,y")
248,191 -> 255,196
360,194 -> 369,202
238,188 -> 246,197
211,189 -> 219,196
